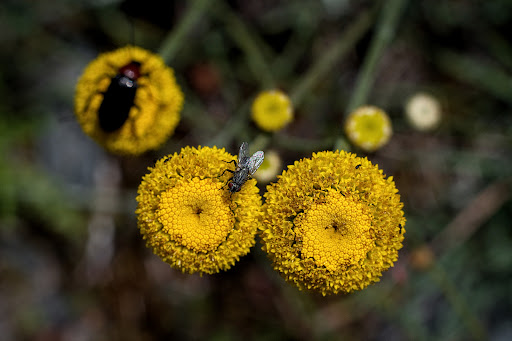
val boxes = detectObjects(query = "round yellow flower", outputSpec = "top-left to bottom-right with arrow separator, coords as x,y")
405,93 -> 441,131
345,106 -> 392,152
251,90 -> 293,132
75,45 -> 184,155
260,150 -> 405,295
253,150 -> 282,184
136,146 -> 262,274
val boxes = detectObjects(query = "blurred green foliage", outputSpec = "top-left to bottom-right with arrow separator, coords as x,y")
1,0 -> 512,340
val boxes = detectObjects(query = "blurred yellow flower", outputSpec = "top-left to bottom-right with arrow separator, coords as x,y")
260,150 -> 405,295
253,150 -> 282,184
136,146 -> 262,274
251,90 -> 293,131
405,93 -> 441,131
345,106 -> 392,152
75,45 -> 184,155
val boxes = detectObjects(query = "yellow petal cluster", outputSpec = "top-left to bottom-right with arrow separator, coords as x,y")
260,150 -> 405,295
296,191 -> 374,272
345,106 -> 392,152
136,146 -> 262,274
251,90 -> 293,132
74,45 -> 184,155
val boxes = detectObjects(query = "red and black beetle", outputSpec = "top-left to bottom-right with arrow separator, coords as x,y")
98,61 -> 141,132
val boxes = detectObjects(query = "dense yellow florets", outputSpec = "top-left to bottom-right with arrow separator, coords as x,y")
136,146 -> 262,274
157,178 -> 233,252
296,191 -> 374,272
260,150 -> 405,295
75,45 -> 184,155
251,90 -> 293,131
345,106 -> 392,152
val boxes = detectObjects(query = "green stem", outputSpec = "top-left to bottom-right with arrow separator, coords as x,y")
290,9 -> 374,107
346,0 -> 408,114
158,0 -> 211,63
476,26 -> 512,72
437,50 -> 512,105
213,2 -> 274,88
206,100 -> 252,147
429,265 -> 487,340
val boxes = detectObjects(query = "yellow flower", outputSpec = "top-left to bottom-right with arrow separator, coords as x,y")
345,106 -> 392,152
136,146 -> 262,274
405,93 -> 441,131
251,90 -> 293,132
260,150 -> 405,295
74,45 -> 184,155
253,150 -> 282,184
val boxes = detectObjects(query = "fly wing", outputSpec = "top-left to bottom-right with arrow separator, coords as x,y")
247,151 -> 264,175
238,142 -> 250,166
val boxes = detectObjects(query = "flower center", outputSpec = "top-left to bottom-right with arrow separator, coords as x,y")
355,113 -> 387,142
265,100 -> 284,115
157,178 -> 233,252
295,191 -> 374,271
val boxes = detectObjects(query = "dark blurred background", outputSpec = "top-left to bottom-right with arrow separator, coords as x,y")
1,0 -> 512,340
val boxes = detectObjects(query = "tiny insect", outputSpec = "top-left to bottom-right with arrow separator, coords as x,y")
355,164 -> 362,169
398,224 -> 402,234
98,61 -> 141,132
223,142 -> 264,193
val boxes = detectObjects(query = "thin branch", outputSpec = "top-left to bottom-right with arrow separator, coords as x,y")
290,9 -> 374,107
346,0 -> 408,114
158,0 -> 211,63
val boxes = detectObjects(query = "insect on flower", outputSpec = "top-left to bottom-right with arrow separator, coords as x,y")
98,61 -> 141,132
223,142 -> 264,193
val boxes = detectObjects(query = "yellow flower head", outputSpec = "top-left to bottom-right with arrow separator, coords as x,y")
136,146 -> 262,274
251,90 -> 293,132
260,150 -> 405,295
75,46 -> 184,155
345,106 -> 392,152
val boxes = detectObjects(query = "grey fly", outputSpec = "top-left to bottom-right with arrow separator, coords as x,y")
223,142 -> 264,193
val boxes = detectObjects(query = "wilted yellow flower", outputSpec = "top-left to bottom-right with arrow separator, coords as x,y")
251,90 -> 293,131
405,93 -> 441,131
260,150 -> 405,295
345,106 -> 392,152
253,150 -> 282,184
136,146 -> 262,274
75,45 -> 184,155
